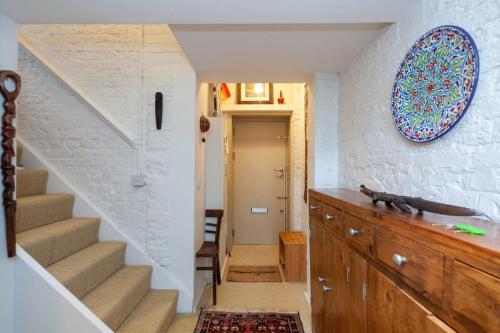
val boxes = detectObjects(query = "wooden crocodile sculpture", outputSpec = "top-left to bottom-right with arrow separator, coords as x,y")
360,185 -> 493,221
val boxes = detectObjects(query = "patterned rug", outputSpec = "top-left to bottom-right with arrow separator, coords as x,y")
194,310 -> 305,333
226,265 -> 282,282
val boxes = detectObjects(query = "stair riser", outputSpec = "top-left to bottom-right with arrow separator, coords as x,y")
17,170 -> 48,197
83,267 -> 153,331
48,244 -> 125,299
16,143 -> 23,166
117,290 -> 179,333
18,218 -> 100,267
107,270 -> 152,331
17,194 -> 74,233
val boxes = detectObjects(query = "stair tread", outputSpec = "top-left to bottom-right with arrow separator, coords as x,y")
117,290 -> 179,333
16,169 -> 49,197
16,143 -> 23,166
17,193 -> 75,233
48,241 -> 126,299
83,265 -> 153,331
17,217 -> 100,267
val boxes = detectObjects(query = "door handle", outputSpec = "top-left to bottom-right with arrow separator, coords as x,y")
323,285 -> 332,293
273,168 -> 285,179
318,276 -> 325,284
276,196 -> 288,200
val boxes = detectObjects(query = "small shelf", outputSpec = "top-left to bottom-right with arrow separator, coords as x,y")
279,231 -> 306,282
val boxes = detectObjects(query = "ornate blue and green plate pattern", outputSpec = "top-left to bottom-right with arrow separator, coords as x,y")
391,25 -> 479,142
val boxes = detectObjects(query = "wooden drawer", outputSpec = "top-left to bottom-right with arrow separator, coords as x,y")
309,197 -> 322,220
321,203 -> 343,236
344,213 -> 375,256
377,228 -> 444,304
449,260 -> 500,333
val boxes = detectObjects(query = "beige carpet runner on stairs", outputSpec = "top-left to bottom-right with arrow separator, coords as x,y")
16,148 -> 178,333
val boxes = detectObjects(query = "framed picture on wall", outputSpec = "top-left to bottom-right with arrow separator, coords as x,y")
236,83 -> 274,104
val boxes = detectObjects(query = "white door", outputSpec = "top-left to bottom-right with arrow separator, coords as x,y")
232,119 -> 288,245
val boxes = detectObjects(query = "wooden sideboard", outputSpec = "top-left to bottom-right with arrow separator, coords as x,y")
309,188 -> 500,333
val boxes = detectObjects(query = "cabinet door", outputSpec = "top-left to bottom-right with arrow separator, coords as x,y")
310,219 -> 325,333
366,264 -> 395,333
449,260 -> 500,333
343,245 -> 367,333
367,265 -> 435,333
323,230 -> 342,332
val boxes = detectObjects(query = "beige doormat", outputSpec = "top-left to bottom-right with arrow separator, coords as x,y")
226,265 -> 282,282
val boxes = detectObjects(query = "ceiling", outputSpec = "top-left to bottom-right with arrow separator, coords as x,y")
1,0 -> 412,24
1,0 -> 414,81
171,23 -> 389,82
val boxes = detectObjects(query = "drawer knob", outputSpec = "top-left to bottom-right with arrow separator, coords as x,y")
392,253 -> 407,266
318,276 -> 325,284
348,228 -> 360,237
323,285 -> 332,293
310,205 -> 319,211
325,213 -> 335,221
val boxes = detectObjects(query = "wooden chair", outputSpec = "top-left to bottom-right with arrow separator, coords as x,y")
196,209 -> 223,305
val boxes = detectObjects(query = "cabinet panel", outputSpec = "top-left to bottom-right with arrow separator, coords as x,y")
366,264 -> 394,333
310,219 -> 325,333
367,265 -> 439,333
393,288 -> 430,332
323,230 -> 342,332
344,245 -> 367,333
377,227 -> 444,304
449,260 -> 500,333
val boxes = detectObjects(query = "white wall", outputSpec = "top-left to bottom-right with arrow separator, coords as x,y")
338,0 -> 500,221
15,247 -> 111,333
308,73 -> 340,190
17,25 -> 199,310
193,81 -> 208,307
0,13 -> 18,333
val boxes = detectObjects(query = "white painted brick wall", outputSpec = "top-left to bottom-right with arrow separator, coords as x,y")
17,24 -> 198,285
20,25 -> 142,139
310,73 -> 339,190
285,84 -> 307,231
338,0 -> 500,221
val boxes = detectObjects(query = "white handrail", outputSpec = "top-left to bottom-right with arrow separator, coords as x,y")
18,34 -> 136,148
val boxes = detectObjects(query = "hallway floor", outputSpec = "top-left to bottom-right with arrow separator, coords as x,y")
167,245 -> 311,332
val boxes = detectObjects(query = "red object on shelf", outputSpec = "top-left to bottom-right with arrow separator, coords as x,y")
277,90 -> 285,104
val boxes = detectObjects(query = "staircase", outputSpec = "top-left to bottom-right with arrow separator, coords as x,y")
16,147 -> 178,333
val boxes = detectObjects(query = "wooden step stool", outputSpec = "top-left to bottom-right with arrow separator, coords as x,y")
279,231 -> 306,282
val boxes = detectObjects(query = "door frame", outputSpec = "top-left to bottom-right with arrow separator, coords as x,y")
226,112 -> 292,248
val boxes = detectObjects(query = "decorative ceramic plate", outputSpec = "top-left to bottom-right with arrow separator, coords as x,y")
391,25 -> 479,142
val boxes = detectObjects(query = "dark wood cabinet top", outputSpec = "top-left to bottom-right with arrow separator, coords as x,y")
310,188 -> 500,278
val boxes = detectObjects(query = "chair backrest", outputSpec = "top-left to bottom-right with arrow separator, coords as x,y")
205,209 -> 224,246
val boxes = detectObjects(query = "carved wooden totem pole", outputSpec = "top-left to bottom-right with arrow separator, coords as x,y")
0,70 -> 21,257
